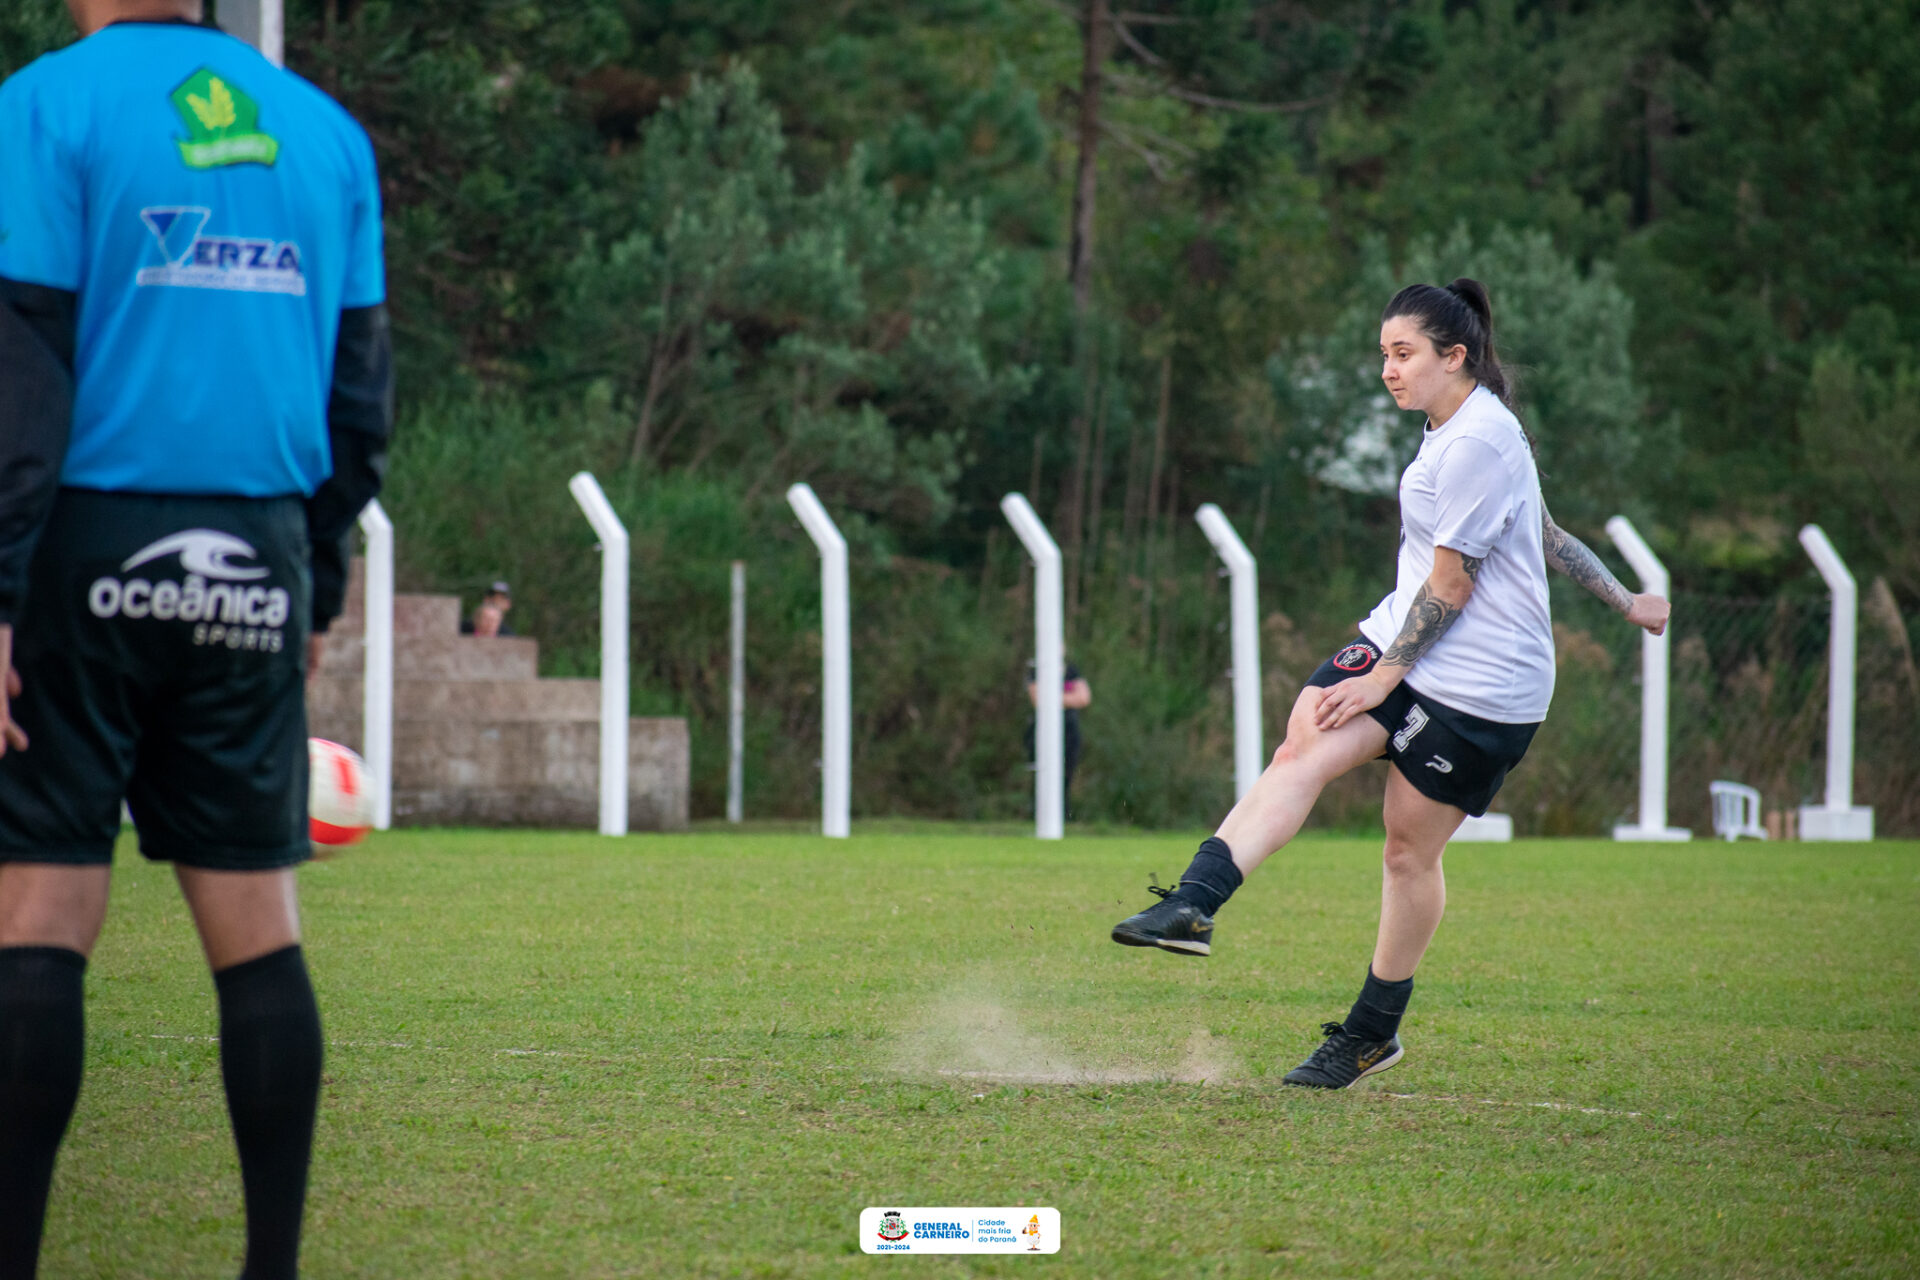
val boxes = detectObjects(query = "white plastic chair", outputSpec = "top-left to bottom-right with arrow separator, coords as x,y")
1709,781 -> 1767,841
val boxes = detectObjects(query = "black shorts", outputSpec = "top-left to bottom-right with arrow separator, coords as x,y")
0,489 -> 313,869
1305,638 -> 1539,817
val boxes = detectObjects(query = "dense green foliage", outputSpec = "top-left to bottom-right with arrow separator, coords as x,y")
6,1 -> 1917,826
48,831 -> 1920,1275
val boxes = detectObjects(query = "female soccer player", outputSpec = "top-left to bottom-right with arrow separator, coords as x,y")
1111,279 -> 1670,1088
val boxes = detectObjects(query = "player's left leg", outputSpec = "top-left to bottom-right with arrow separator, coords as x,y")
1283,769 -> 1465,1089
1112,685 -> 1388,956
176,866 -> 320,1280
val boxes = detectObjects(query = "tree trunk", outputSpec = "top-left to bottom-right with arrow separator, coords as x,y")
1642,77 -> 1675,226
1120,414 -> 1142,553
1084,382 -> 1110,588
1069,0 -> 1111,319
1061,373 -> 1099,619
1140,355 -> 1170,643
1154,464 -> 1180,662
629,341 -> 673,465
1143,353 -> 1170,562
1021,431 -> 1044,602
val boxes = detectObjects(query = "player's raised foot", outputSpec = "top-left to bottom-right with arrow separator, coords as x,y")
1282,1021 -> 1403,1089
1110,883 -> 1213,956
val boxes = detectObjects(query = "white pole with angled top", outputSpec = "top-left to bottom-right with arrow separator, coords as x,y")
786,485 -> 850,838
569,473 -> 629,837
356,499 -> 393,830
1194,504 -> 1262,802
1001,494 -> 1063,840
219,0 -> 284,67
1797,525 -> 1873,840
1606,515 -> 1690,841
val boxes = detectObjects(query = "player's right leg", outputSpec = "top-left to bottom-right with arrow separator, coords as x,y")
0,865 -> 111,1277
0,490 -> 146,1278
1111,684 -> 1388,955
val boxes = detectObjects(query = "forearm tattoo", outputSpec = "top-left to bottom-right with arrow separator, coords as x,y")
1541,514 -> 1633,614
1380,582 -> 1465,670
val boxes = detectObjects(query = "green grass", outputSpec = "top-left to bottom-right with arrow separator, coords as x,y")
47,831 -> 1920,1278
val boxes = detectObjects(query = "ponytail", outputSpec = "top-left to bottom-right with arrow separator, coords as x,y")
1442,278 -> 1511,406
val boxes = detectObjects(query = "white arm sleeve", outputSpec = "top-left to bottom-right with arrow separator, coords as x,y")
1429,436 -> 1515,560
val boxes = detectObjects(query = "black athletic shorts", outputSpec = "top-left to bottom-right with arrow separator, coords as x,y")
1304,637 -> 1539,817
0,489 -> 312,869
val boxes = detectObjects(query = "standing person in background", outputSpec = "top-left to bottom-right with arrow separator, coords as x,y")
0,2 -> 390,1276
1110,279 -> 1668,1089
1026,650 -> 1092,821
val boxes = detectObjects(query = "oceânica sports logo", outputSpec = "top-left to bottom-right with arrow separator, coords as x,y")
87,529 -> 291,652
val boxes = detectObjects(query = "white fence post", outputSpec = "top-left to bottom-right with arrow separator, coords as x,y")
727,560 -> 746,825
1001,494 -> 1064,840
218,0 -> 284,66
1798,525 -> 1875,840
1606,516 -> 1691,841
785,485 -> 851,839
568,473 -> 629,837
1194,504 -> 1262,802
356,499 -> 393,830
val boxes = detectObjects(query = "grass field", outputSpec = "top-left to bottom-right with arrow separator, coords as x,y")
43,828 -> 1920,1278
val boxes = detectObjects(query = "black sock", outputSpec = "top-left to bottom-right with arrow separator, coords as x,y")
215,945 -> 323,1280
0,945 -> 87,1279
1344,968 -> 1414,1042
1168,837 -> 1243,916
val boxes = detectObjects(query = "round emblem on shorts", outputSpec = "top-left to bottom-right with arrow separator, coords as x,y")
1334,643 -> 1376,671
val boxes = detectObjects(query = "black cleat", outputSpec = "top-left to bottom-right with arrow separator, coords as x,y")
1110,884 -> 1213,956
1282,1021 -> 1404,1089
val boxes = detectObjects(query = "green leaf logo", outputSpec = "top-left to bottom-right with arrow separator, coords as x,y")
186,77 -> 237,131
169,68 -> 279,169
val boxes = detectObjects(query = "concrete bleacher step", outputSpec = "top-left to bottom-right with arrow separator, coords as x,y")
308,677 -> 601,726
333,587 -> 459,637
318,631 -> 540,682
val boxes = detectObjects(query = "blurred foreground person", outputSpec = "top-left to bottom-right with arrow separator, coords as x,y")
0,2 -> 390,1274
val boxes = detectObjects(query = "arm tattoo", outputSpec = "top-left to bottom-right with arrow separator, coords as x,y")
1461,555 -> 1484,581
1380,582 -> 1465,670
1541,513 -> 1633,614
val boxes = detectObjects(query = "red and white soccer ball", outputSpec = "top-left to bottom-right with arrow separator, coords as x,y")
308,738 -> 374,847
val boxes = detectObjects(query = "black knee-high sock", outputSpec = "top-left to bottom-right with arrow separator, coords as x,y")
1168,836 -> 1243,916
0,945 -> 86,1280
1344,968 -> 1414,1042
215,945 -> 323,1280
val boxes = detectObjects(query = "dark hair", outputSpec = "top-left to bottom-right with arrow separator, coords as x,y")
1380,277 -> 1513,407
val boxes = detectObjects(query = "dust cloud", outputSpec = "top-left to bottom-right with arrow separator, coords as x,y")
889,990 -> 1241,1087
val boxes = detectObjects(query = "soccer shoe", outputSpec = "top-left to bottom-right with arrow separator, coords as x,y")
1110,884 -> 1213,956
1281,1021 -> 1404,1089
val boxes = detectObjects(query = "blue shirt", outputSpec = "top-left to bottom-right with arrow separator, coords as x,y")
0,23 -> 384,497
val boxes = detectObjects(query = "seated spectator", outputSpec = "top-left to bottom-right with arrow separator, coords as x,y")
461,580 -> 517,636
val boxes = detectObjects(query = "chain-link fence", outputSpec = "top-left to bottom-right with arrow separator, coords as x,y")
1502,577 -> 1920,838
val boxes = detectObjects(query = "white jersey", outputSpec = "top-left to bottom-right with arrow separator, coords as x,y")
1358,385 -> 1555,723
